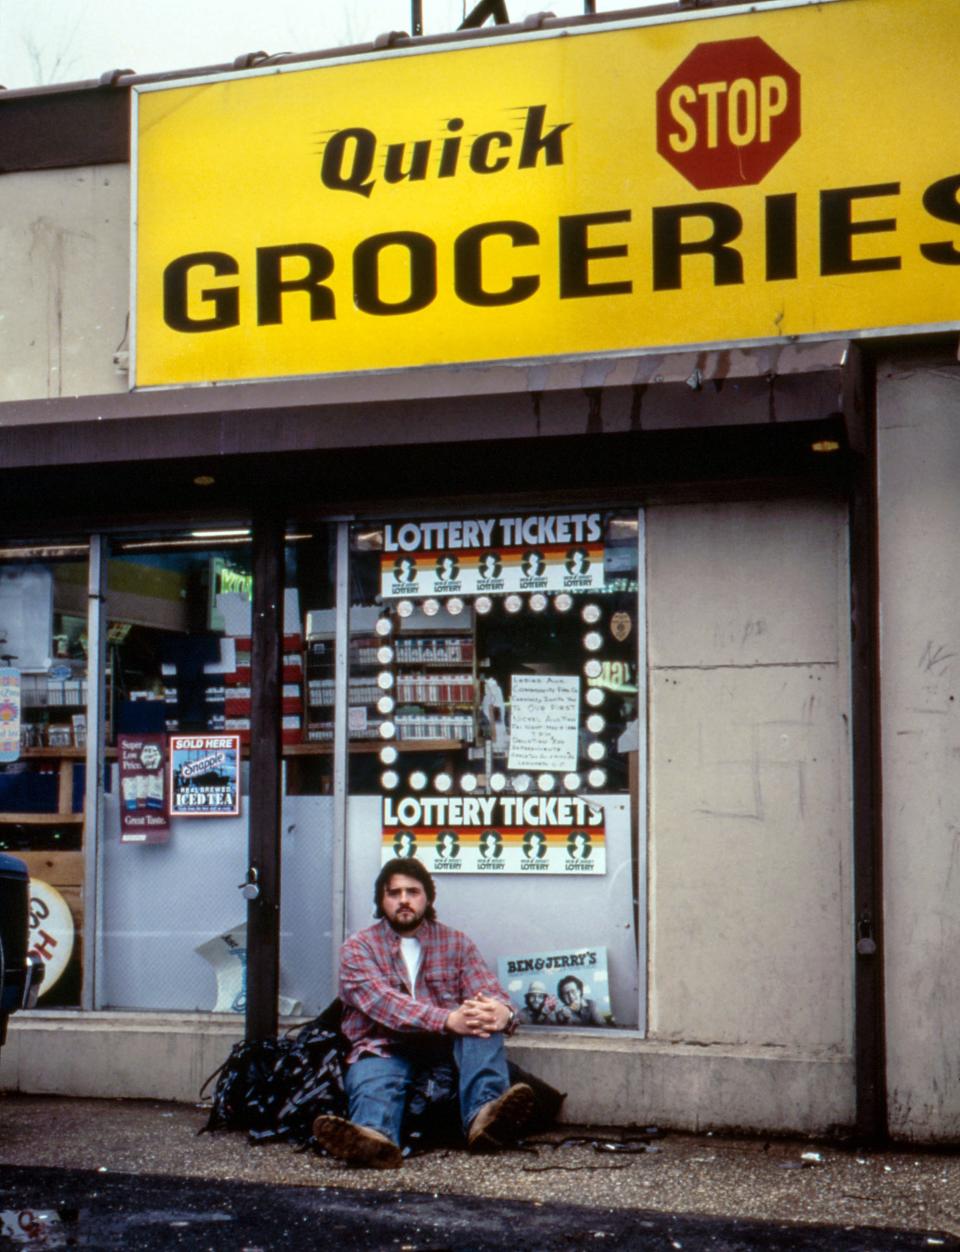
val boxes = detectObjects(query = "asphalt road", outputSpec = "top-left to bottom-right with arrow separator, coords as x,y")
3,1163 -> 957,1251
4,1094 -> 960,1251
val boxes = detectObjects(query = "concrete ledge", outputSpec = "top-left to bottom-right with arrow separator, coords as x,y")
2,1013 -> 854,1136
509,1034 -> 854,1136
2,1013 -> 244,1105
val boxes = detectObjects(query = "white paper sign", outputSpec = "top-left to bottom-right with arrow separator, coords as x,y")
195,922 -> 301,1015
508,674 -> 580,772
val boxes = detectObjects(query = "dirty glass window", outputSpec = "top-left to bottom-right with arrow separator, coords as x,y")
98,531 -> 253,1012
280,525 -> 338,1016
0,541 -> 90,1007
343,509 -> 642,1029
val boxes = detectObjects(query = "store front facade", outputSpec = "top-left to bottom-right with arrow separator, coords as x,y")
0,464 -> 859,1133
2,0 -> 959,1142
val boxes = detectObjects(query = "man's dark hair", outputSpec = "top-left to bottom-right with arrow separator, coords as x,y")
374,857 -> 437,921
558,975 -> 584,996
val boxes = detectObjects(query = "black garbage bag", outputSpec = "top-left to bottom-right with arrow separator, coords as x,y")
404,1057 -> 461,1150
199,1012 -> 347,1145
509,1060 -> 566,1135
400,1053 -> 566,1151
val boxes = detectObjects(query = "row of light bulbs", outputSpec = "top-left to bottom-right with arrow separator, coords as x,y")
378,744 -> 608,794
374,595 -> 606,626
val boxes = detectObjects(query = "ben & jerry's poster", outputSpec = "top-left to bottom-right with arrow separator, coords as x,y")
499,945 -> 613,1026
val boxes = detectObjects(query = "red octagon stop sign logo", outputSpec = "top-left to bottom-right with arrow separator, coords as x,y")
656,37 -> 801,190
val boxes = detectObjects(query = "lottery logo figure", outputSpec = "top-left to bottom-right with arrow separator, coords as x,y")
522,831 -> 547,860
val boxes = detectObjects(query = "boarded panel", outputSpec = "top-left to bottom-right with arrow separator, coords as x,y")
649,663 -> 851,1050
646,498 -> 851,1054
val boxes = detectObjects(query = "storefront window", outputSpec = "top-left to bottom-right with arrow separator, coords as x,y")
344,509 -> 643,1029
0,542 -> 90,1007
98,531 -> 254,1011
279,526 -> 338,1016
8,515 -> 642,1025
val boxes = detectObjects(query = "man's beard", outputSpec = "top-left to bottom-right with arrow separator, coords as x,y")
389,908 -> 423,934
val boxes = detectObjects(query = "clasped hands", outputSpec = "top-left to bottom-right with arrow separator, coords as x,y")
445,992 -> 511,1037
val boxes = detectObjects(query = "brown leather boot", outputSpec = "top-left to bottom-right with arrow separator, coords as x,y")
312,1114 -> 403,1169
466,1083 -> 535,1152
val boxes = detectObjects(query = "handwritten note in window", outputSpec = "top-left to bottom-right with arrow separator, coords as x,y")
508,674 -> 580,771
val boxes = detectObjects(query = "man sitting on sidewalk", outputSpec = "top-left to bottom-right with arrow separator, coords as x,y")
312,857 -> 533,1169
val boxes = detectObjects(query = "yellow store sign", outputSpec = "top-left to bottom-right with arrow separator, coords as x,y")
132,0 -> 960,388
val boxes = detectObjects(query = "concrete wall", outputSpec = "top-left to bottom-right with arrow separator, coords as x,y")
647,500 -> 853,1060
0,166 -> 129,401
877,359 -> 960,1142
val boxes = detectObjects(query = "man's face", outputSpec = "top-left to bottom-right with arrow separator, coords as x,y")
381,873 -> 429,934
525,990 -> 546,1011
560,981 -> 582,1009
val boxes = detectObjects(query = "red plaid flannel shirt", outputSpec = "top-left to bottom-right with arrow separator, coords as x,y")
339,917 -> 511,1064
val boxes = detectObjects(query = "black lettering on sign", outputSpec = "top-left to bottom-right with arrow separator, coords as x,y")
470,131 -> 512,175
353,231 -> 437,316
920,173 -> 960,265
765,193 -> 797,281
559,211 -> 632,299
163,251 -> 239,332
454,220 -> 540,307
319,106 -> 571,196
820,183 -> 901,275
321,127 -> 376,197
256,244 -> 336,324
652,203 -> 744,290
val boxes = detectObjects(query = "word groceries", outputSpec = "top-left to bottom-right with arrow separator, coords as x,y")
160,173 -> 960,333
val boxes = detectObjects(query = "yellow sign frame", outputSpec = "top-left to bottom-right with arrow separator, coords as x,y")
132,0 -> 960,389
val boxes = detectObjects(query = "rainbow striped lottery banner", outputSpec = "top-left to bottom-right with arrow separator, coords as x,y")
379,512 -> 605,600
381,793 -> 606,875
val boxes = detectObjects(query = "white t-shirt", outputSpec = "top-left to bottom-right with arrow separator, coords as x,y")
400,936 -> 422,994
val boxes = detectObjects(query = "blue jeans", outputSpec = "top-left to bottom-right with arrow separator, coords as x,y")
345,1034 -> 511,1147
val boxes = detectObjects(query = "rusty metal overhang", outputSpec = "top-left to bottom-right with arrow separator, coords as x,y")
0,341 -> 855,513
0,341 -> 849,436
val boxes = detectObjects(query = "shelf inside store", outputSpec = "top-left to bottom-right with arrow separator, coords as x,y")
0,811 -> 84,824
18,747 -> 117,759
19,746 -> 86,759
288,739 -> 463,755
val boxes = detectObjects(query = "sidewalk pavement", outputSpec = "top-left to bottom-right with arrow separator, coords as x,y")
1,1093 -> 959,1246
